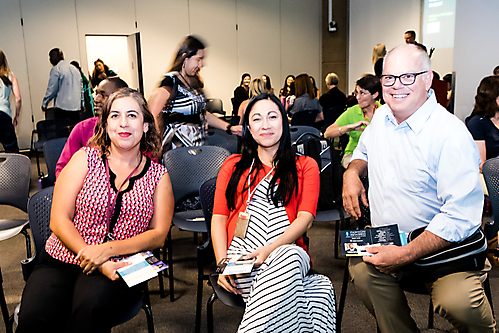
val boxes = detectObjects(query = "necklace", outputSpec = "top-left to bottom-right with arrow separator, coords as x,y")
179,71 -> 193,90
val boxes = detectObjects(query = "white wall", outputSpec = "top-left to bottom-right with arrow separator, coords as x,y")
0,0 -> 321,150
453,0 -> 499,120
348,0 -> 421,93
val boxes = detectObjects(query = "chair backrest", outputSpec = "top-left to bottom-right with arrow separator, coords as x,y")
199,177 -> 218,242
36,119 -> 73,142
206,98 -> 225,115
205,129 -> 238,154
0,153 -> 31,213
323,105 -> 346,129
483,158 -> 499,224
289,125 -> 321,145
27,186 -> 54,258
43,137 -> 68,186
162,146 -> 231,205
290,110 -> 318,127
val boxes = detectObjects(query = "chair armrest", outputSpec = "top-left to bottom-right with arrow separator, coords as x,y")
21,256 -> 37,282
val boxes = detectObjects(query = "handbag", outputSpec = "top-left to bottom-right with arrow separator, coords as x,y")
396,227 -> 487,286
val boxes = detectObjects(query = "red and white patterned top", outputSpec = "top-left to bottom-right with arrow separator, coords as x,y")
45,147 -> 168,265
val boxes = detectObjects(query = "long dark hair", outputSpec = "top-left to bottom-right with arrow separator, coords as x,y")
470,75 -> 499,118
280,75 -> 295,97
0,49 -> 12,86
226,93 -> 298,210
169,35 -> 206,89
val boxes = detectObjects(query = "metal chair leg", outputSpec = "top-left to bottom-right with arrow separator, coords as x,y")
167,231 -> 174,302
428,298 -> 434,329
207,293 -> 218,333
0,269 -> 12,333
336,258 -> 350,333
195,265 -> 204,333
21,228 -> 31,258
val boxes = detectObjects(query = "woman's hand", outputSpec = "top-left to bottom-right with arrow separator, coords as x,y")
247,245 -> 273,267
76,243 -> 111,274
231,125 -> 243,136
217,274 -> 241,295
347,120 -> 369,132
99,261 -> 130,281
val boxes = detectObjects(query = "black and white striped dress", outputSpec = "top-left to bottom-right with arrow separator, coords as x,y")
227,178 -> 336,333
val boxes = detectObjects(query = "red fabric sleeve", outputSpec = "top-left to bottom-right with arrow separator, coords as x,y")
295,156 -> 320,217
213,155 -> 241,217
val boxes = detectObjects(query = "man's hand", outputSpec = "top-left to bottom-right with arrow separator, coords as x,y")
230,125 -> 243,136
342,169 -> 368,220
363,245 -> 410,274
347,120 -> 369,133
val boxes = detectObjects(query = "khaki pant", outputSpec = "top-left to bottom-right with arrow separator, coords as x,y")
349,257 -> 496,333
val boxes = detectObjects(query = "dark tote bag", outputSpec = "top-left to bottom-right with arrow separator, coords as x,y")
396,227 -> 487,288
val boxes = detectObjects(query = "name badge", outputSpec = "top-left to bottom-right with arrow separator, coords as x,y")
234,212 -> 250,239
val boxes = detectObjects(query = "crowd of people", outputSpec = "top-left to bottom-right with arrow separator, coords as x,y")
2,29 -> 499,333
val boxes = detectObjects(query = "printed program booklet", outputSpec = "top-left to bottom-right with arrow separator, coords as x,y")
340,224 -> 406,256
117,251 -> 168,287
215,255 -> 255,275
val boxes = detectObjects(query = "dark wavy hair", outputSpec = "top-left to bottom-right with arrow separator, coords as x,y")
280,75 -> 295,97
239,73 -> 251,86
91,58 -> 111,79
471,75 -> 499,118
91,88 -> 161,158
169,35 -> 206,89
226,93 -> 298,210
356,74 -> 382,99
295,73 -> 314,99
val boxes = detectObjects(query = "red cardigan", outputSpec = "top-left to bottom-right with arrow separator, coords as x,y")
213,154 -> 320,252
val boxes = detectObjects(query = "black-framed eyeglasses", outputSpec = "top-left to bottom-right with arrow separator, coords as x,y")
380,71 -> 428,87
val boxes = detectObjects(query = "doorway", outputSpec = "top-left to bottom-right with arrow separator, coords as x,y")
85,33 -> 144,94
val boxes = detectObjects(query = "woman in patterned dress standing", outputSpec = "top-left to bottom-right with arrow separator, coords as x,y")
17,88 -> 174,333
212,93 -> 336,333
149,35 -> 242,154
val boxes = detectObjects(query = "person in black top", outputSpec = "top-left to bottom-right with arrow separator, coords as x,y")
466,75 -> 499,171
319,72 -> 347,128
232,73 -> 251,114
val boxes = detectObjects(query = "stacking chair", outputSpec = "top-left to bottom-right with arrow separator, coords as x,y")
12,186 -> 155,332
30,119 -> 72,177
206,98 -> 225,115
205,129 -> 238,154
289,125 -> 321,145
290,110 -> 319,127
161,146 -> 231,301
39,137 -> 67,188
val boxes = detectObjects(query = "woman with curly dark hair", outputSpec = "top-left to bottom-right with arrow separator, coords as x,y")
17,88 -> 174,333
90,58 -> 117,88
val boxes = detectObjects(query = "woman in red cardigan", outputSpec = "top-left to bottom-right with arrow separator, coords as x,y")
212,93 -> 335,333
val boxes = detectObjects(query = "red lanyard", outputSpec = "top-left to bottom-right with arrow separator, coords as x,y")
104,154 -> 142,241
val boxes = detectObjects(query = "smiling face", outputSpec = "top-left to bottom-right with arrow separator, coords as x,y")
382,46 -> 432,123
106,97 -> 148,151
95,61 -> 105,73
355,85 -> 378,110
183,49 -> 205,76
286,76 -> 294,87
243,75 -> 251,87
247,99 -> 283,150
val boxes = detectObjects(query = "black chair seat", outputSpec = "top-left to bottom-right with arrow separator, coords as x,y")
173,210 -> 207,233
208,274 -> 245,308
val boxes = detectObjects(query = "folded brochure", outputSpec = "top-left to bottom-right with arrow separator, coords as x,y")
215,255 -> 255,275
340,224 -> 406,256
117,251 -> 168,287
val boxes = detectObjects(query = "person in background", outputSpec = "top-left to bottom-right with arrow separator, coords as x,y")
42,48 -> 83,125
0,49 -> 21,153
288,73 -> 323,124
232,73 -> 251,114
372,43 -> 386,77
55,76 -> 129,178
70,60 -> 93,118
237,78 -> 266,124
443,73 -> 454,112
261,74 -> 274,94
431,71 -> 448,108
319,72 -> 347,129
324,74 -> 381,168
493,65 -> 499,76
148,35 -> 242,154
279,74 -> 295,109
212,93 -> 335,333
17,88 -> 174,333
309,75 -> 320,98
90,58 -> 117,89
466,75 -> 499,172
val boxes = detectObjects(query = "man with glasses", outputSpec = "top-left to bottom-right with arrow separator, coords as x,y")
343,44 -> 495,332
